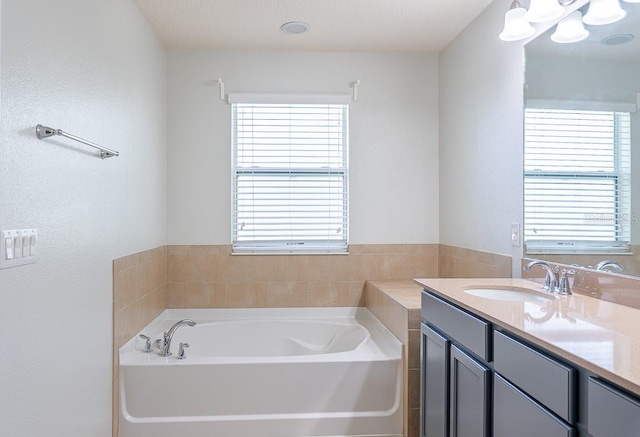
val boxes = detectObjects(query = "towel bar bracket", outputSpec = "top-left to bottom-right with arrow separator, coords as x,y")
35,124 -> 120,159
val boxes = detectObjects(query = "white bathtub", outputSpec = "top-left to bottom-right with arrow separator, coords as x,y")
119,307 -> 403,437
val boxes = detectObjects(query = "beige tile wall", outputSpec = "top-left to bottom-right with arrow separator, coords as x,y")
438,244 -> 512,278
112,246 -> 166,437
166,244 -> 439,309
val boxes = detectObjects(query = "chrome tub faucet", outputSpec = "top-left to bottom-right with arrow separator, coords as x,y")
158,319 -> 196,357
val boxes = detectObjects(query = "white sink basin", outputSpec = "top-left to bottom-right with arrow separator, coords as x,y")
464,287 -> 554,303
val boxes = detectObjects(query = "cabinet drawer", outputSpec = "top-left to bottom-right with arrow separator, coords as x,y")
494,374 -> 574,437
493,330 -> 575,423
588,377 -> 640,437
421,291 -> 491,361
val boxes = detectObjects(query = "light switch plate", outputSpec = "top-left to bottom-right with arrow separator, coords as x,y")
1,229 -> 37,269
511,223 -> 521,247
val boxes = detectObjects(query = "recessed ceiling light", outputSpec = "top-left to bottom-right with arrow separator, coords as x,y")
281,21 -> 309,34
602,33 -> 635,45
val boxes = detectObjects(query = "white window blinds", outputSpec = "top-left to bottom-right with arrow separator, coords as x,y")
524,108 -> 631,254
231,97 -> 349,254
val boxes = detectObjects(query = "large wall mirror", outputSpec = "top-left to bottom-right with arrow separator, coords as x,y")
524,0 -> 640,277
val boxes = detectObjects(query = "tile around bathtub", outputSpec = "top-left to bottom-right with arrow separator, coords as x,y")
225,282 -> 268,308
205,254 -> 246,282
267,282 -> 310,307
184,282 -> 226,308
166,254 -> 206,282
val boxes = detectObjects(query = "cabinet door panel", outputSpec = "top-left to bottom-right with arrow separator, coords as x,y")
494,374 -> 574,437
450,345 -> 490,437
588,377 -> 640,437
421,323 -> 450,437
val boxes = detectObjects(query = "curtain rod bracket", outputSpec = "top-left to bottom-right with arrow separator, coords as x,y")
351,80 -> 360,101
218,77 -> 225,100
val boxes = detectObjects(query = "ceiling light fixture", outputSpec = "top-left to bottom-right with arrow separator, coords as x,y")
551,10 -> 590,43
499,0 -> 536,41
583,0 -> 626,25
280,21 -> 310,34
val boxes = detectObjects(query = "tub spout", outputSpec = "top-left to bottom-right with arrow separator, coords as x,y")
158,319 -> 196,357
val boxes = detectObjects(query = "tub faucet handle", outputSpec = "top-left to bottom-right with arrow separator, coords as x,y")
177,343 -> 190,360
139,334 -> 152,353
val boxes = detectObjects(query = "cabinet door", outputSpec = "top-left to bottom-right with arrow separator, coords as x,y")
494,374 -> 574,437
588,377 -> 640,437
420,323 -> 450,437
450,345 -> 490,437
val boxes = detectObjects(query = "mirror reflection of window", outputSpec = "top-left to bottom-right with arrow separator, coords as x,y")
524,106 -> 631,254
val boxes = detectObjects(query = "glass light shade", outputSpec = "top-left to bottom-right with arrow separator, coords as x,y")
499,7 -> 536,41
551,11 -> 590,43
525,0 -> 565,23
583,0 -> 627,25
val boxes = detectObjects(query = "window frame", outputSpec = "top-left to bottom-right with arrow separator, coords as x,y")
229,93 -> 350,255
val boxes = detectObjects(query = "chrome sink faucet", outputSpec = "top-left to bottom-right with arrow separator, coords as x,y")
523,260 -> 559,292
158,319 -> 196,357
594,260 -> 623,273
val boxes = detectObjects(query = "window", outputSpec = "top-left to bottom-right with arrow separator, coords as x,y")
230,94 -> 349,254
524,108 -> 631,254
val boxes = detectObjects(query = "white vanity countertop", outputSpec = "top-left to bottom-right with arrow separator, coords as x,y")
415,278 -> 640,395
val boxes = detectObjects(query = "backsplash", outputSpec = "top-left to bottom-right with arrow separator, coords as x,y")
438,244 -> 512,278
521,257 -> 640,310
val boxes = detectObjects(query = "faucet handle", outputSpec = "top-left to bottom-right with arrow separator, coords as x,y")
177,342 -> 190,360
558,269 -> 576,295
153,338 -> 162,352
139,334 -> 152,353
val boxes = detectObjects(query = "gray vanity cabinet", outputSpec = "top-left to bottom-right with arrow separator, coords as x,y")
588,377 -> 640,437
420,286 -> 640,437
450,345 -> 491,437
420,291 -> 491,437
420,323 -> 450,437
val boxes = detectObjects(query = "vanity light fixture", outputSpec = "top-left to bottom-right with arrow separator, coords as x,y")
583,0 -> 627,25
551,10 -> 590,42
499,0 -> 578,41
526,0 -> 565,23
499,0 -> 536,41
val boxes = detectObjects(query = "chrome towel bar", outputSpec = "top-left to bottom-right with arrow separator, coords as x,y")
36,124 -> 120,159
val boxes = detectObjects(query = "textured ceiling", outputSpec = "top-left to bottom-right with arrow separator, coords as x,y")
131,0 -> 495,53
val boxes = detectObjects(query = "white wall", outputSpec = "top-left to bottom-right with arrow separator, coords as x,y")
439,0 -> 528,276
0,1 -> 166,435
166,51 -> 439,245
